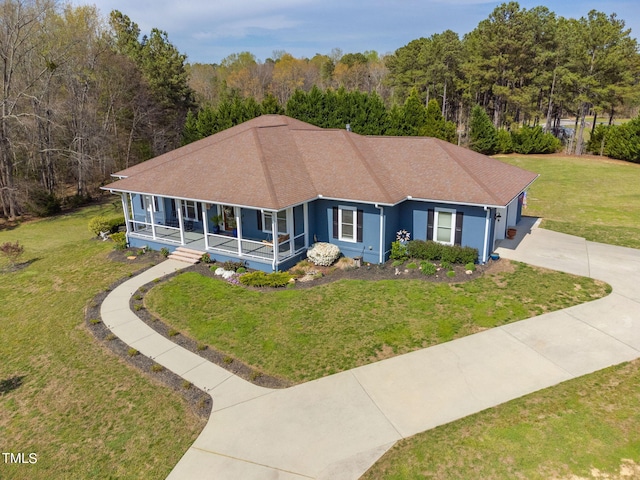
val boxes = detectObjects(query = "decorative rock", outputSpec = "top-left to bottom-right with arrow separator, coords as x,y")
127,256 -> 137,260
221,270 -> 235,280
214,267 -> 225,276
465,270 -> 473,275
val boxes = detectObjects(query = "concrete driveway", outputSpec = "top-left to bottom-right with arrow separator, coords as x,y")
102,219 -> 640,480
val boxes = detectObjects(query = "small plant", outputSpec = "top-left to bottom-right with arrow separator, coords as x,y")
134,304 -> 143,311
250,371 -> 262,381
138,286 -> 147,293
222,260 -> 245,271
446,270 -> 456,278
110,232 -> 127,250
440,260 -> 452,270
127,348 -> 139,357
168,328 -> 179,337
391,260 -> 404,267
0,240 -> 25,266
89,318 -> 101,325
406,262 -> 417,269
200,253 -> 212,264
133,294 -> 142,301
236,267 -> 246,273
421,262 -> 437,276
465,262 -> 476,272
181,380 -> 192,390
197,396 -> 208,410
223,356 -> 233,364
151,363 -> 164,372
196,342 -> 207,351
106,333 -> 116,341
160,247 -> 170,258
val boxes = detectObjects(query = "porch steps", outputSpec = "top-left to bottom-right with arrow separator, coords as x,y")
167,247 -> 203,264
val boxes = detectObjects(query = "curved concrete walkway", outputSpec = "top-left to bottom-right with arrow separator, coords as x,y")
100,222 -> 640,480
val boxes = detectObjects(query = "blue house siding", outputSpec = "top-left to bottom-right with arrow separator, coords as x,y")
310,199 -> 382,264
396,200 -> 489,263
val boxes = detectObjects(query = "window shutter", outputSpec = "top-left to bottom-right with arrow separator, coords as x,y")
257,210 -> 262,230
357,209 -> 363,242
454,212 -> 464,246
426,209 -> 434,240
332,206 -> 338,239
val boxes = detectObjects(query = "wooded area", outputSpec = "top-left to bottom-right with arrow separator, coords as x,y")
1,0 -> 638,220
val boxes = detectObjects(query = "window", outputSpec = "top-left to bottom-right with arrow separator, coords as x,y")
332,206 -> 362,243
428,208 -> 462,246
262,210 -> 287,234
181,200 -> 199,221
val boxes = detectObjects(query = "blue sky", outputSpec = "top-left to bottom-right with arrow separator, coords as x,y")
77,0 -> 640,64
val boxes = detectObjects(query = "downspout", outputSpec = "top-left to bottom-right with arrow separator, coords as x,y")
375,204 -> 384,264
482,206 -> 490,264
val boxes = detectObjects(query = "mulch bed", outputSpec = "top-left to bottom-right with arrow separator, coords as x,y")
85,259 -> 213,419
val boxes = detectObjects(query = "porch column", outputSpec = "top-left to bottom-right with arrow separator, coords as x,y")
235,207 -> 243,256
202,203 -> 209,250
176,199 -> 185,245
286,208 -> 294,256
121,194 -> 131,235
303,202 -> 309,249
271,210 -> 277,266
149,196 -> 157,240
129,193 -> 136,232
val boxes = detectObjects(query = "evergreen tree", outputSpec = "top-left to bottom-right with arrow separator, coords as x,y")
469,105 -> 497,154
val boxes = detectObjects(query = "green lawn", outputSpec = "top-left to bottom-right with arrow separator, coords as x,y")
0,205 -> 202,480
362,154 -> 640,479
500,155 -> 640,249
145,265 -> 608,383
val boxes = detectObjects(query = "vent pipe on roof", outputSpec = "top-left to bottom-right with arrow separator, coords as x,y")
346,124 -> 351,132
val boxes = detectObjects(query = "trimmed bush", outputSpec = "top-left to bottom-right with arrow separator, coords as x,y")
222,260 -> 245,272
88,216 -> 111,237
405,240 -> 477,265
239,271 -> 292,288
307,242 -> 341,266
0,241 -> 24,266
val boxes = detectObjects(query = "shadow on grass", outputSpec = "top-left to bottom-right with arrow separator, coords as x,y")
1,257 -> 41,273
0,375 -> 25,395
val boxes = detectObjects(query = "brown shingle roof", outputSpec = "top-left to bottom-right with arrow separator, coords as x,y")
105,115 -> 537,209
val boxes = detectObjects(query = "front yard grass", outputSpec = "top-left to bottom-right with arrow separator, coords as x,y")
0,205 -> 202,480
144,264 -> 609,383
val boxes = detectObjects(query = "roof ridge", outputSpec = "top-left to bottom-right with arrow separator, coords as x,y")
436,139 -> 503,205
252,127 -> 280,209
341,131 -> 396,204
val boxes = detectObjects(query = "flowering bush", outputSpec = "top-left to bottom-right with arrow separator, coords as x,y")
306,242 -> 341,266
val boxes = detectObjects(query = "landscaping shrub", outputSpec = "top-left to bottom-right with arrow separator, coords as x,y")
511,125 -> 561,154
495,128 -> 514,154
110,232 -> 127,250
390,240 -> 408,261
307,242 -> 341,266
457,246 -> 479,265
465,262 -> 476,272
405,240 -> 477,264
107,216 -> 125,233
200,253 -> 213,264
160,247 -> 170,257
88,216 -> 111,237
239,271 -> 292,288
407,239 -> 441,261
440,245 -> 458,264
222,260 -> 245,271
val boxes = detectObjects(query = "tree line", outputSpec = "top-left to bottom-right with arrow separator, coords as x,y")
1,0 -> 639,220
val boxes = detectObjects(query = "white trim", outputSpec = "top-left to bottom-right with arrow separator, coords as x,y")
338,205 -> 358,243
375,204 -> 384,263
434,207 -> 456,245
262,210 -> 287,235
202,202 -> 210,250
303,203 -> 309,249
181,200 -> 199,221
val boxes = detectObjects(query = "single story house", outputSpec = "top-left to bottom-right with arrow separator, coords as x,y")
103,115 -> 537,271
